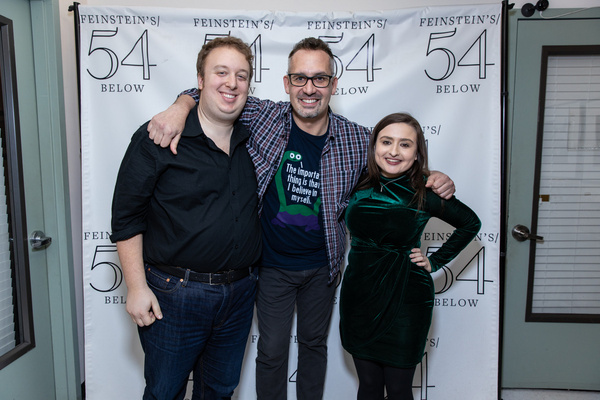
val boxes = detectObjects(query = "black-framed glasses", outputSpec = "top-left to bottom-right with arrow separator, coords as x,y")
287,74 -> 333,88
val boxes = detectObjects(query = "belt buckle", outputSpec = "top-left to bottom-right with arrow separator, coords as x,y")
209,271 -> 226,285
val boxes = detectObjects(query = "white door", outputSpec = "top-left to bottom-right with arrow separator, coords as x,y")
0,0 -> 80,398
502,10 -> 600,390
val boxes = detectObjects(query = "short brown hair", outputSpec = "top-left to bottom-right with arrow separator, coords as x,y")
196,36 -> 254,82
288,37 -> 335,75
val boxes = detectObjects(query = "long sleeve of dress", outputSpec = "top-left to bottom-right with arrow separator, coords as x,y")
423,191 -> 481,272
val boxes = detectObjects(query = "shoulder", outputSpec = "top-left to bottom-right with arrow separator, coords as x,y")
129,121 -> 152,145
350,186 -> 374,202
246,96 -> 290,111
329,111 -> 370,138
127,120 -> 180,157
180,105 -> 202,136
243,96 -> 291,125
233,119 -> 251,138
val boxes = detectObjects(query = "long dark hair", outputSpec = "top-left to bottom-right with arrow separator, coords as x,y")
355,112 -> 430,209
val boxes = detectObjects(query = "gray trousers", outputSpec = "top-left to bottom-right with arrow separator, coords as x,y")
255,265 -> 337,400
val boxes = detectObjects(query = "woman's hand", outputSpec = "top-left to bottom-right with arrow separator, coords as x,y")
410,248 -> 432,273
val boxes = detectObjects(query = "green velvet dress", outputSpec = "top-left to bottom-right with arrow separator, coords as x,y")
339,174 -> 481,368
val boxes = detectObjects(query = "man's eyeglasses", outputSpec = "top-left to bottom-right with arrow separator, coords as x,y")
287,74 -> 333,88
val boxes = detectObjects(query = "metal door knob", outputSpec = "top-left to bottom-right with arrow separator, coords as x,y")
511,224 -> 543,242
30,230 -> 52,249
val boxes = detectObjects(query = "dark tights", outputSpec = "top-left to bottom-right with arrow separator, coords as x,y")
353,357 -> 416,400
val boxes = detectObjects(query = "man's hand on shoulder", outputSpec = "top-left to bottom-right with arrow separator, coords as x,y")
426,171 -> 455,200
147,95 -> 195,154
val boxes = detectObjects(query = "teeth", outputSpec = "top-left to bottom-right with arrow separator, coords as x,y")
302,99 -> 318,104
223,94 -> 235,99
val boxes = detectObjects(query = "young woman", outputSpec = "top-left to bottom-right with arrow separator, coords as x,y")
339,113 -> 481,400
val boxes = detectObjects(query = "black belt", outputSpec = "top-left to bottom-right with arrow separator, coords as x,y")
156,264 -> 252,285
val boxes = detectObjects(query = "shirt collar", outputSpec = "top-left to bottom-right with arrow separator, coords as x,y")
183,105 -> 250,146
283,103 -> 335,139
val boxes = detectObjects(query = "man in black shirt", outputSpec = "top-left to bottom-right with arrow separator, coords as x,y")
110,37 -> 260,400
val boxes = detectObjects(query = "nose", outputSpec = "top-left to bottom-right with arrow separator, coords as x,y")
226,74 -> 237,89
302,79 -> 317,95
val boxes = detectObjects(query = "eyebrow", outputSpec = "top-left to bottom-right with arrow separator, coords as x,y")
213,65 -> 250,74
289,72 -> 330,76
379,135 -> 414,142
288,68 -> 332,76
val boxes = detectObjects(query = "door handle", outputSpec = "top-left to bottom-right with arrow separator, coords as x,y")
511,224 -> 543,242
30,230 -> 52,249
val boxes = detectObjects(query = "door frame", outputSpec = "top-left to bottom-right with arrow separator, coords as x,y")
30,0 -> 81,396
10,0 -> 81,397
0,12 -> 36,370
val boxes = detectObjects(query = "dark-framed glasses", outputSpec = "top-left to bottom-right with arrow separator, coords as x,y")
287,74 -> 333,88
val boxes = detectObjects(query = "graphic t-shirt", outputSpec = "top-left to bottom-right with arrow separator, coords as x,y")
260,119 -> 328,270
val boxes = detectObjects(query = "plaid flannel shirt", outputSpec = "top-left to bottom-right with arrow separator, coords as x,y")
183,90 -> 370,282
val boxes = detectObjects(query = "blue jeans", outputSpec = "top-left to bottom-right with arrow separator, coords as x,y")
255,265 -> 336,400
138,266 -> 257,400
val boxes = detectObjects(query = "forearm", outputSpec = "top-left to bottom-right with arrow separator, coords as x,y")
179,88 -> 199,103
428,197 -> 481,271
161,94 -> 195,125
116,234 -> 163,325
174,92 -> 197,110
116,234 -> 147,292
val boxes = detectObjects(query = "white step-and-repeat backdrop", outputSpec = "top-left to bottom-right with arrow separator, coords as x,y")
80,4 -> 502,399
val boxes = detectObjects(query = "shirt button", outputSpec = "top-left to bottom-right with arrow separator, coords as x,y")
234,245 -> 239,249
232,191 -> 236,196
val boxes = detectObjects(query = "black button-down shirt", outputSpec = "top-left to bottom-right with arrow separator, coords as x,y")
110,106 -> 261,272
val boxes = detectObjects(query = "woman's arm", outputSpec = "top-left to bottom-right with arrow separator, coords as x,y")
424,194 -> 481,272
